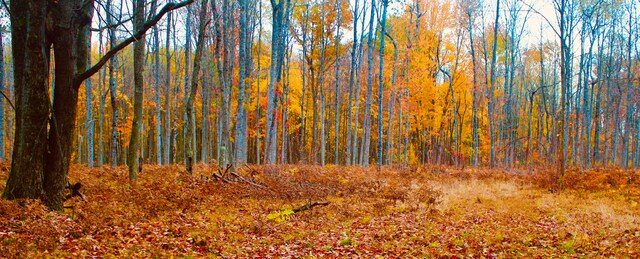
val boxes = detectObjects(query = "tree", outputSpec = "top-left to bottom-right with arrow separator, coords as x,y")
0,26 -> 5,161
377,0 -> 389,170
360,0 -> 376,167
185,0 -> 209,174
107,0 -> 119,167
164,11 -> 173,165
2,0 -> 192,210
235,0 -> 250,165
128,0 -> 147,181
85,25 -> 95,168
265,0 -> 291,164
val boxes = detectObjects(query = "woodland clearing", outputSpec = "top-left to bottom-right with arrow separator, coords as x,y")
1,163 -> 639,257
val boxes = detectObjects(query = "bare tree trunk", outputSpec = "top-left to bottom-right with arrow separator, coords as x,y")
360,0 -> 376,167
316,3 -> 328,167
183,4 -> 192,165
2,0 -> 49,200
153,12 -> 162,165
463,0 -> 480,167
346,0 -> 360,166
265,0 -> 290,164
377,0 -> 388,171
0,29 -> 5,161
98,28 -> 105,167
488,0 -> 500,168
186,0 -> 209,174
235,0 -> 249,165
128,0 -> 146,181
164,11 -> 172,164
333,0 -> 342,165
622,8 -> 636,168
384,33 -> 398,166
84,27 -> 94,167
108,0 -> 119,167
256,0 -> 263,164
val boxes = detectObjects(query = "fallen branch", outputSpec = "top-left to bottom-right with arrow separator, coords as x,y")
230,170 -> 266,189
292,201 -> 329,213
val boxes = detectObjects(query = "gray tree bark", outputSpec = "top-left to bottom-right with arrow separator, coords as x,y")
185,0 -> 209,174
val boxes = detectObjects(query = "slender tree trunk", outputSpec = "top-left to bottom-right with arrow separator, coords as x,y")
108,0 -> 119,167
319,3 -> 327,167
346,0 -> 360,166
98,29 -> 105,167
153,18 -> 162,165
622,11 -> 635,168
465,4 -> 479,167
488,0 -> 500,168
265,0 -> 290,164
333,0 -> 342,165
164,11 -> 172,164
186,0 -> 209,174
256,0 -> 263,164
128,0 -> 146,181
235,0 -> 249,165
384,35 -> 398,166
377,0 -> 388,171
84,23 -> 94,167
361,0 -> 376,167
183,4 -> 192,165
0,30 -> 5,161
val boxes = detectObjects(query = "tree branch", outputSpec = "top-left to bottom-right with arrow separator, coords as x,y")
0,89 -> 14,111
74,0 -> 193,88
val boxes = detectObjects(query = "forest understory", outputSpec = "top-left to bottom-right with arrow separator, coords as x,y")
0,162 -> 639,257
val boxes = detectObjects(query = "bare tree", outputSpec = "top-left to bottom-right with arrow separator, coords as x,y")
128,0 -> 148,181
186,0 -> 209,174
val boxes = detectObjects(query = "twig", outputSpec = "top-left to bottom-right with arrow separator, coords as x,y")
292,201 -> 330,213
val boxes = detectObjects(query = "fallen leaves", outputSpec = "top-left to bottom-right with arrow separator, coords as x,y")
0,162 -> 638,257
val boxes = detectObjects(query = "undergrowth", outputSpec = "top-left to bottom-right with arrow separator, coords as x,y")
0,162 -> 638,257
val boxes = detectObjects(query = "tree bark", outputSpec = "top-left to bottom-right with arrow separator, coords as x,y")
377,0 -> 388,170
128,0 -> 146,181
185,0 -> 209,174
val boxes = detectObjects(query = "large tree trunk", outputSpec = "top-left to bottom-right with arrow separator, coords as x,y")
3,0 -> 191,210
2,0 -> 50,201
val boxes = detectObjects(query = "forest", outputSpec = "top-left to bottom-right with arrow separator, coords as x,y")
0,0 -> 639,257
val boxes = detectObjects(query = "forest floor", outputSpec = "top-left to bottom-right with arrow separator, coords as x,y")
1,162 -> 639,257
